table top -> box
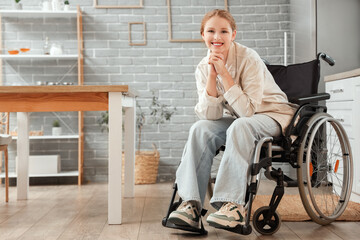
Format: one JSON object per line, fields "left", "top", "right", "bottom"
{"left": 0, "top": 85, "right": 137, "bottom": 96}
{"left": 0, "top": 85, "right": 137, "bottom": 112}
{"left": 324, "top": 68, "right": 360, "bottom": 82}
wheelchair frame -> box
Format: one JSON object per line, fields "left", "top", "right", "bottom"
{"left": 162, "top": 53, "right": 353, "bottom": 235}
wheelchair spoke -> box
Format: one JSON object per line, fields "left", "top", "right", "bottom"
{"left": 268, "top": 220, "right": 278, "bottom": 228}
{"left": 258, "top": 219, "right": 266, "bottom": 229}
{"left": 298, "top": 115, "right": 352, "bottom": 222}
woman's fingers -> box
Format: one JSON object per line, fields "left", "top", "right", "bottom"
{"left": 209, "top": 58, "right": 227, "bottom": 76}
{"left": 208, "top": 56, "right": 222, "bottom": 64}
{"left": 210, "top": 52, "right": 225, "bottom": 61}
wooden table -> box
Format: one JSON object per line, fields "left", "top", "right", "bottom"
{"left": 0, "top": 85, "right": 137, "bottom": 224}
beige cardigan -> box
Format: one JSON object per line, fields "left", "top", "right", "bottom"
{"left": 194, "top": 42, "right": 297, "bottom": 134}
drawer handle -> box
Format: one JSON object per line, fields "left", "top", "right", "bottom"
{"left": 335, "top": 118, "right": 345, "bottom": 122}
{"left": 330, "top": 89, "right": 344, "bottom": 93}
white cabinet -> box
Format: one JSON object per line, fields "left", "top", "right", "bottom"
{"left": 0, "top": 7, "right": 84, "bottom": 184}
{"left": 325, "top": 70, "right": 360, "bottom": 201}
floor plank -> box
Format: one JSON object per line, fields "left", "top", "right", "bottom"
{"left": 56, "top": 185, "right": 107, "bottom": 240}
{"left": 0, "top": 182, "right": 360, "bottom": 239}
{"left": 0, "top": 186, "right": 68, "bottom": 239}
{"left": 17, "top": 185, "right": 96, "bottom": 240}
{"left": 285, "top": 222, "right": 342, "bottom": 240}
{"left": 98, "top": 197, "right": 145, "bottom": 240}
{"left": 325, "top": 222, "right": 360, "bottom": 240}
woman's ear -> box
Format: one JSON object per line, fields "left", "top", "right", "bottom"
{"left": 231, "top": 30, "right": 237, "bottom": 41}
{"left": 201, "top": 32, "right": 205, "bottom": 41}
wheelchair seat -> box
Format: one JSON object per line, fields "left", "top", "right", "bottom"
{"left": 162, "top": 53, "right": 353, "bottom": 235}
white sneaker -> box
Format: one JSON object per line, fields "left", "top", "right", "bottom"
{"left": 207, "top": 202, "right": 246, "bottom": 228}
{"left": 168, "top": 201, "right": 200, "bottom": 229}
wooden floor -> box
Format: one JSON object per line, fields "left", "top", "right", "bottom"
{"left": 0, "top": 181, "right": 359, "bottom": 240}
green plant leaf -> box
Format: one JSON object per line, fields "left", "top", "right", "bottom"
{"left": 97, "top": 91, "right": 176, "bottom": 152}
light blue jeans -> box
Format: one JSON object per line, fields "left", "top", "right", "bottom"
{"left": 176, "top": 114, "right": 281, "bottom": 210}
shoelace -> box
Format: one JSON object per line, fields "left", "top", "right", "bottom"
{"left": 178, "top": 201, "right": 193, "bottom": 211}
{"left": 177, "top": 201, "right": 200, "bottom": 219}
{"left": 219, "top": 202, "right": 239, "bottom": 213}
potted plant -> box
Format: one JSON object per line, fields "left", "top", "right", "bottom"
{"left": 13, "top": 0, "right": 22, "bottom": 10}
{"left": 52, "top": 120, "right": 62, "bottom": 136}
{"left": 64, "top": 0, "right": 70, "bottom": 11}
{"left": 98, "top": 91, "right": 176, "bottom": 184}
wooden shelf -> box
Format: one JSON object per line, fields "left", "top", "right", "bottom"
{"left": 11, "top": 135, "right": 79, "bottom": 140}
{"left": 0, "top": 171, "right": 79, "bottom": 178}
{"left": 0, "top": 54, "right": 78, "bottom": 60}
{"left": 0, "top": 6, "right": 84, "bottom": 185}
{"left": 0, "top": 10, "right": 77, "bottom": 18}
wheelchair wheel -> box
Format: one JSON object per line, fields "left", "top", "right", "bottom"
{"left": 252, "top": 206, "right": 281, "bottom": 235}
{"left": 297, "top": 113, "right": 353, "bottom": 225}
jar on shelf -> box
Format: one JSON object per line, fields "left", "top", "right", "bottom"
{"left": 43, "top": 37, "right": 50, "bottom": 55}
{"left": 12, "top": 1, "right": 22, "bottom": 10}
{"left": 50, "top": 43, "right": 63, "bottom": 55}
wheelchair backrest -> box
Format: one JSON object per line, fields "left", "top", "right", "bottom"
{"left": 266, "top": 59, "right": 320, "bottom": 98}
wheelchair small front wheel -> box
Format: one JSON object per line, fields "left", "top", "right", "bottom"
{"left": 252, "top": 206, "right": 281, "bottom": 235}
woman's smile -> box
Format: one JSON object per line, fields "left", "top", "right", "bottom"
{"left": 212, "top": 42, "right": 224, "bottom": 47}
{"left": 202, "top": 16, "right": 236, "bottom": 58}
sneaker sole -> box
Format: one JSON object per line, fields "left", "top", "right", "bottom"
{"left": 207, "top": 215, "right": 244, "bottom": 229}
{"left": 168, "top": 213, "right": 200, "bottom": 229}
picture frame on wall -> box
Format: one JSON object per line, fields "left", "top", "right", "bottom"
{"left": 94, "top": 0, "right": 143, "bottom": 9}
{"left": 167, "top": 0, "right": 229, "bottom": 42}
{"left": 128, "top": 22, "right": 147, "bottom": 46}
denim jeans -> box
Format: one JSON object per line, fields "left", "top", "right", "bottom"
{"left": 175, "top": 114, "right": 281, "bottom": 210}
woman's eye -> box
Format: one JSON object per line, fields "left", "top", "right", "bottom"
{"left": 222, "top": 31, "right": 228, "bottom": 34}
{"left": 208, "top": 30, "right": 214, "bottom": 33}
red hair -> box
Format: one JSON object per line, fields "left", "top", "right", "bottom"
{"left": 200, "top": 9, "right": 237, "bottom": 34}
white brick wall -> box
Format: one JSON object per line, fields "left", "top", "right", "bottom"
{"left": 1, "top": 0, "right": 290, "bottom": 182}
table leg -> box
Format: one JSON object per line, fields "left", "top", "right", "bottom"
{"left": 124, "top": 97, "right": 135, "bottom": 198}
{"left": 17, "top": 112, "right": 29, "bottom": 200}
{"left": 108, "top": 92, "right": 123, "bottom": 224}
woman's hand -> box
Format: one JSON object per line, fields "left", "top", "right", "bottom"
{"left": 208, "top": 61, "right": 217, "bottom": 79}
{"left": 208, "top": 52, "right": 227, "bottom": 76}
{"left": 208, "top": 51, "right": 234, "bottom": 91}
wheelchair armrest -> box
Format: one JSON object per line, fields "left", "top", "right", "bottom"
{"left": 288, "top": 93, "right": 330, "bottom": 105}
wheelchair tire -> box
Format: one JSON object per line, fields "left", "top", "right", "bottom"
{"left": 252, "top": 206, "right": 281, "bottom": 235}
{"left": 297, "top": 113, "right": 353, "bottom": 225}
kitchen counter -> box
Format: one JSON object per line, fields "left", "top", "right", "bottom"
{"left": 324, "top": 68, "right": 360, "bottom": 82}
{"left": 325, "top": 71, "right": 360, "bottom": 202}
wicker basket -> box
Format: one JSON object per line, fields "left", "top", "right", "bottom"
{"left": 122, "top": 150, "right": 160, "bottom": 184}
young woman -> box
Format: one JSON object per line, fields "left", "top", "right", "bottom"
{"left": 168, "top": 9, "right": 296, "bottom": 230}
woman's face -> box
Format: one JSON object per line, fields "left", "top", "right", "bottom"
{"left": 201, "top": 16, "right": 236, "bottom": 55}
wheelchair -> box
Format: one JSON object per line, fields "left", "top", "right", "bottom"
{"left": 162, "top": 53, "right": 353, "bottom": 236}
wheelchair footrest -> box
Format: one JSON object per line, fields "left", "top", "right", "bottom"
{"left": 162, "top": 217, "right": 208, "bottom": 235}
{"left": 208, "top": 222, "right": 252, "bottom": 235}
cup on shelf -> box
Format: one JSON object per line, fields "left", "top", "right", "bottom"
{"left": 46, "top": 82, "right": 60, "bottom": 85}
{"left": 50, "top": 43, "right": 63, "bottom": 55}
{"left": 40, "top": 0, "right": 52, "bottom": 11}
{"left": 62, "top": 82, "right": 74, "bottom": 85}
{"left": 12, "top": 2, "right": 22, "bottom": 10}
{"left": 51, "top": 0, "right": 63, "bottom": 11}
{"left": 36, "top": 81, "right": 46, "bottom": 86}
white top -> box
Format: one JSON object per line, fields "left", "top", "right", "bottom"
{"left": 194, "top": 42, "right": 296, "bottom": 133}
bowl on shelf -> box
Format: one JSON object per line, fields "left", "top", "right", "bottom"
{"left": 20, "top": 47, "right": 31, "bottom": 53}
{"left": 8, "top": 49, "right": 19, "bottom": 55}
